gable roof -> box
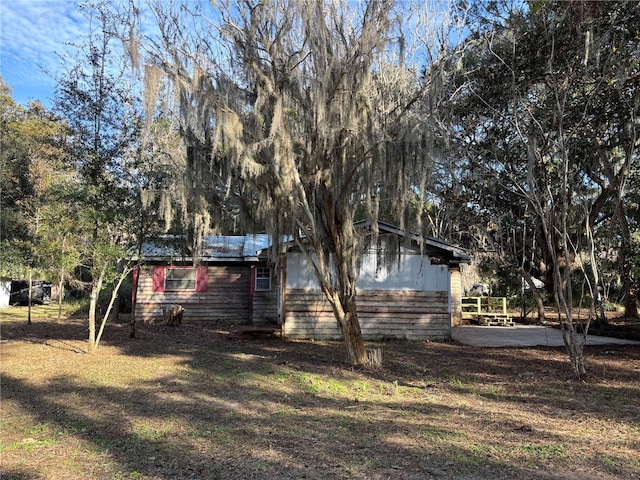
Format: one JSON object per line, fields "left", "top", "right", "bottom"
{"left": 356, "top": 220, "right": 471, "bottom": 263}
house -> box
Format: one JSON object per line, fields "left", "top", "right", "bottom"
{"left": 134, "top": 222, "right": 470, "bottom": 341}
{"left": 133, "top": 235, "right": 277, "bottom": 325}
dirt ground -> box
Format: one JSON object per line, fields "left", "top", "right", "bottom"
{"left": 580, "top": 317, "right": 640, "bottom": 342}
{"left": 519, "top": 306, "right": 640, "bottom": 340}
{"left": 1, "top": 313, "right": 639, "bottom": 480}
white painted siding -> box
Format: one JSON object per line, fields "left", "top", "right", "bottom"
{"left": 286, "top": 249, "right": 449, "bottom": 292}
{"left": 357, "top": 250, "right": 449, "bottom": 291}
{"left": 283, "top": 241, "right": 459, "bottom": 341}
{"left": 286, "top": 252, "right": 318, "bottom": 289}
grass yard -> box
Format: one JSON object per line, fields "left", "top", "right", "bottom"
{"left": 1, "top": 306, "right": 639, "bottom": 479}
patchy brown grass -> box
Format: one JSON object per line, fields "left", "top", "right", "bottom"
{"left": 1, "top": 307, "right": 639, "bottom": 480}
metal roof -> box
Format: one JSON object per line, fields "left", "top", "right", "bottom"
{"left": 140, "top": 234, "right": 273, "bottom": 262}
{"left": 139, "top": 222, "right": 469, "bottom": 264}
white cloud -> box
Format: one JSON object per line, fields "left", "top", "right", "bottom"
{"left": 0, "top": 0, "right": 90, "bottom": 104}
{"left": 1, "top": 0, "right": 206, "bottom": 106}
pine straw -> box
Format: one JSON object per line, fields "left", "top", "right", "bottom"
{"left": 1, "top": 315, "right": 639, "bottom": 480}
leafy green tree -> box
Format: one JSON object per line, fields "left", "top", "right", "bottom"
{"left": 1, "top": 79, "right": 36, "bottom": 279}
{"left": 54, "top": 1, "right": 141, "bottom": 352}
{"left": 0, "top": 79, "right": 70, "bottom": 322}
{"left": 623, "top": 161, "right": 640, "bottom": 312}
{"left": 37, "top": 196, "right": 83, "bottom": 322}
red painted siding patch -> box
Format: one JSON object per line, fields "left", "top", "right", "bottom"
{"left": 152, "top": 266, "right": 165, "bottom": 292}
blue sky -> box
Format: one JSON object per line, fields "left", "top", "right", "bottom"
{"left": 0, "top": 0, "right": 90, "bottom": 106}
{"left": 1, "top": 1, "right": 459, "bottom": 108}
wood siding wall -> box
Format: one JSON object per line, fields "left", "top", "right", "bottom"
{"left": 252, "top": 289, "right": 279, "bottom": 324}
{"left": 450, "top": 266, "right": 463, "bottom": 326}
{"left": 283, "top": 289, "right": 450, "bottom": 340}
{"left": 135, "top": 264, "right": 251, "bottom": 323}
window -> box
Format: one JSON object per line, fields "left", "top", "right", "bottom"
{"left": 151, "top": 266, "right": 207, "bottom": 293}
{"left": 165, "top": 268, "right": 197, "bottom": 291}
{"left": 255, "top": 267, "right": 271, "bottom": 291}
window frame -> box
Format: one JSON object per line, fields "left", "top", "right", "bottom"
{"left": 164, "top": 267, "right": 197, "bottom": 291}
{"left": 254, "top": 267, "right": 272, "bottom": 291}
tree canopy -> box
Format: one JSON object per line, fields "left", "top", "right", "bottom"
{"left": 0, "top": 78, "right": 70, "bottom": 279}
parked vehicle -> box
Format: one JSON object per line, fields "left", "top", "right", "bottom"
{"left": 9, "top": 280, "right": 52, "bottom": 305}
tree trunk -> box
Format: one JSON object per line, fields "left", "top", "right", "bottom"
{"left": 129, "top": 263, "right": 140, "bottom": 339}
{"left": 300, "top": 237, "right": 369, "bottom": 366}
{"left": 88, "top": 264, "right": 107, "bottom": 354}
{"left": 555, "top": 280, "right": 588, "bottom": 379}
{"left": 56, "top": 271, "right": 64, "bottom": 323}
{"left": 88, "top": 288, "right": 98, "bottom": 354}
{"left": 109, "top": 259, "right": 123, "bottom": 323}
{"left": 622, "top": 251, "right": 638, "bottom": 318}
{"left": 623, "top": 287, "right": 638, "bottom": 318}
{"left": 95, "top": 267, "right": 130, "bottom": 351}
{"left": 561, "top": 322, "right": 587, "bottom": 378}
{"left": 518, "top": 268, "right": 546, "bottom": 323}
{"left": 322, "top": 280, "right": 368, "bottom": 366}
{"left": 616, "top": 205, "right": 639, "bottom": 318}
{"left": 27, "top": 268, "right": 33, "bottom": 324}
{"left": 585, "top": 214, "right": 606, "bottom": 324}
{"left": 335, "top": 295, "right": 368, "bottom": 366}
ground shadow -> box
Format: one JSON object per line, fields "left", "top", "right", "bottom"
{"left": 2, "top": 320, "right": 638, "bottom": 479}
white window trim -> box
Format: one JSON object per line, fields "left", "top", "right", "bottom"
{"left": 255, "top": 267, "right": 271, "bottom": 291}
{"left": 165, "top": 267, "right": 197, "bottom": 291}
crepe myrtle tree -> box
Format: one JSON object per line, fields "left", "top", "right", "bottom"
{"left": 453, "top": 0, "right": 640, "bottom": 376}
{"left": 132, "top": 0, "right": 465, "bottom": 365}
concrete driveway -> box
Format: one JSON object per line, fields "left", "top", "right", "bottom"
{"left": 452, "top": 325, "right": 640, "bottom": 347}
